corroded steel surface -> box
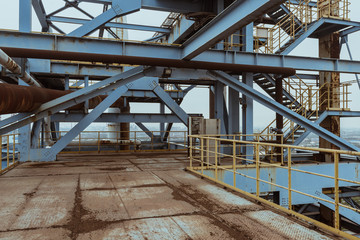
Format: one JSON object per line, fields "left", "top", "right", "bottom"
{"left": 0, "top": 84, "right": 124, "bottom": 114}
{"left": 0, "top": 152, "right": 338, "bottom": 239}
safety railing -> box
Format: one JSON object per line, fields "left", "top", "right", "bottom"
{"left": 317, "top": 0, "right": 350, "bottom": 20}
{"left": 188, "top": 135, "right": 360, "bottom": 239}
{"left": 1, "top": 134, "right": 19, "bottom": 174}
{"left": 260, "top": 81, "right": 351, "bottom": 144}
{"left": 41, "top": 130, "right": 187, "bottom": 153}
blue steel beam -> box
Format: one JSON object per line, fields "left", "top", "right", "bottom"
{"left": 135, "top": 122, "right": 154, "bottom": 139}
{"left": 279, "top": 19, "right": 324, "bottom": 55}
{"left": 181, "top": 0, "right": 286, "bottom": 60}
{"left": 32, "top": 0, "right": 49, "bottom": 32}
{"left": 49, "top": 16, "right": 171, "bottom": 34}
{"left": 339, "top": 26, "right": 360, "bottom": 37}
{"left": 289, "top": 111, "right": 329, "bottom": 147}
{"left": 327, "top": 111, "right": 360, "bottom": 117}
{"left": 78, "top": 0, "right": 204, "bottom": 13}
{"left": 42, "top": 85, "right": 130, "bottom": 161}
{"left": 51, "top": 113, "right": 181, "bottom": 123}
{"left": 0, "top": 67, "right": 150, "bottom": 135}
{"left": 150, "top": 80, "right": 188, "bottom": 125}
{"left": 67, "top": 1, "right": 141, "bottom": 37}
{"left": 3, "top": 31, "right": 360, "bottom": 73}
{"left": 19, "top": 0, "right": 32, "bottom": 32}
{"left": 208, "top": 70, "right": 360, "bottom": 152}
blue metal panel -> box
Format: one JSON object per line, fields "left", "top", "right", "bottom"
{"left": 181, "top": 0, "right": 285, "bottom": 60}
{"left": 209, "top": 70, "right": 360, "bottom": 152}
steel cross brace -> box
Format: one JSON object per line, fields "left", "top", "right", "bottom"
{"left": 149, "top": 80, "right": 189, "bottom": 125}
{"left": 42, "top": 84, "right": 132, "bottom": 161}
{"left": 208, "top": 70, "right": 360, "bottom": 152}
{"left": 135, "top": 122, "right": 154, "bottom": 139}
{"left": 67, "top": 0, "right": 141, "bottom": 37}
{"left": 0, "top": 66, "right": 150, "bottom": 135}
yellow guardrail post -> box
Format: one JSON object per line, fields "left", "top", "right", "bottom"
{"left": 201, "top": 138, "right": 204, "bottom": 175}
{"left": 334, "top": 152, "right": 340, "bottom": 229}
{"left": 7, "top": 135, "right": 10, "bottom": 168}
{"left": 189, "top": 136, "right": 193, "bottom": 169}
{"left": 215, "top": 139, "right": 218, "bottom": 181}
{"left": 255, "top": 143, "right": 260, "bottom": 197}
{"left": 233, "top": 140, "right": 236, "bottom": 187}
{"left": 288, "top": 147, "right": 292, "bottom": 211}
{"left": 12, "top": 134, "right": 15, "bottom": 164}
{"left": 78, "top": 133, "right": 81, "bottom": 153}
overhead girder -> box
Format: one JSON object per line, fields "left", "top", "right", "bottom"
{"left": 77, "top": 0, "right": 208, "bottom": 13}
{"left": 2, "top": 31, "right": 360, "bottom": 74}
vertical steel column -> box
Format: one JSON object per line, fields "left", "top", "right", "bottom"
{"left": 319, "top": 32, "right": 341, "bottom": 162}
{"left": 160, "top": 101, "right": 165, "bottom": 138}
{"left": 84, "top": 76, "right": 89, "bottom": 113}
{"left": 242, "top": 23, "right": 254, "bottom": 162}
{"left": 64, "top": 75, "right": 70, "bottom": 90}
{"left": 215, "top": 81, "right": 226, "bottom": 134}
{"left": 19, "top": 0, "right": 32, "bottom": 32}
{"left": 18, "top": 80, "right": 31, "bottom": 162}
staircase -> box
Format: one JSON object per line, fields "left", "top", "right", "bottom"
{"left": 257, "top": 0, "right": 318, "bottom": 54}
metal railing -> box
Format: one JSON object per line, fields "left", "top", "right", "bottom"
{"left": 317, "top": 0, "right": 350, "bottom": 20}
{"left": 260, "top": 81, "right": 351, "bottom": 144}
{"left": 41, "top": 130, "right": 187, "bottom": 153}
{"left": 1, "top": 134, "right": 19, "bottom": 174}
{"left": 188, "top": 135, "right": 360, "bottom": 239}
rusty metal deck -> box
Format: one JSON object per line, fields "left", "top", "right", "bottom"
{"left": 0, "top": 152, "right": 340, "bottom": 239}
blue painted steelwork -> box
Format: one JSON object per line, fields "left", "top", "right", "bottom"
{"left": 208, "top": 70, "right": 360, "bottom": 152}
{"left": 19, "top": 0, "right": 32, "bottom": 33}
{"left": 51, "top": 113, "right": 181, "bottom": 123}
{"left": 31, "top": 0, "right": 49, "bottom": 32}
{"left": 182, "top": 0, "right": 285, "bottom": 60}
{"left": 151, "top": 80, "right": 189, "bottom": 125}
{"left": 3, "top": 30, "right": 360, "bottom": 73}
{"left": 49, "top": 16, "right": 171, "bottom": 34}
{"left": 0, "top": 67, "right": 151, "bottom": 135}
{"left": 42, "top": 84, "right": 131, "bottom": 161}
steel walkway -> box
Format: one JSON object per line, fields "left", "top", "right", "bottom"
{"left": 0, "top": 152, "right": 339, "bottom": 239}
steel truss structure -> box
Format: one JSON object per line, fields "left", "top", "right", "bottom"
{"left": 1, "top": 0, "right": 360, "bottom": 236}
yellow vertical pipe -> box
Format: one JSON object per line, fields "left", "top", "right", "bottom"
{"left": 334, "top": 153, "right": 340, "bottom": 229}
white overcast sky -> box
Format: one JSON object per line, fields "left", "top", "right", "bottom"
{"left": 0, "top": 1, "right": 359, "bottom": 130}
